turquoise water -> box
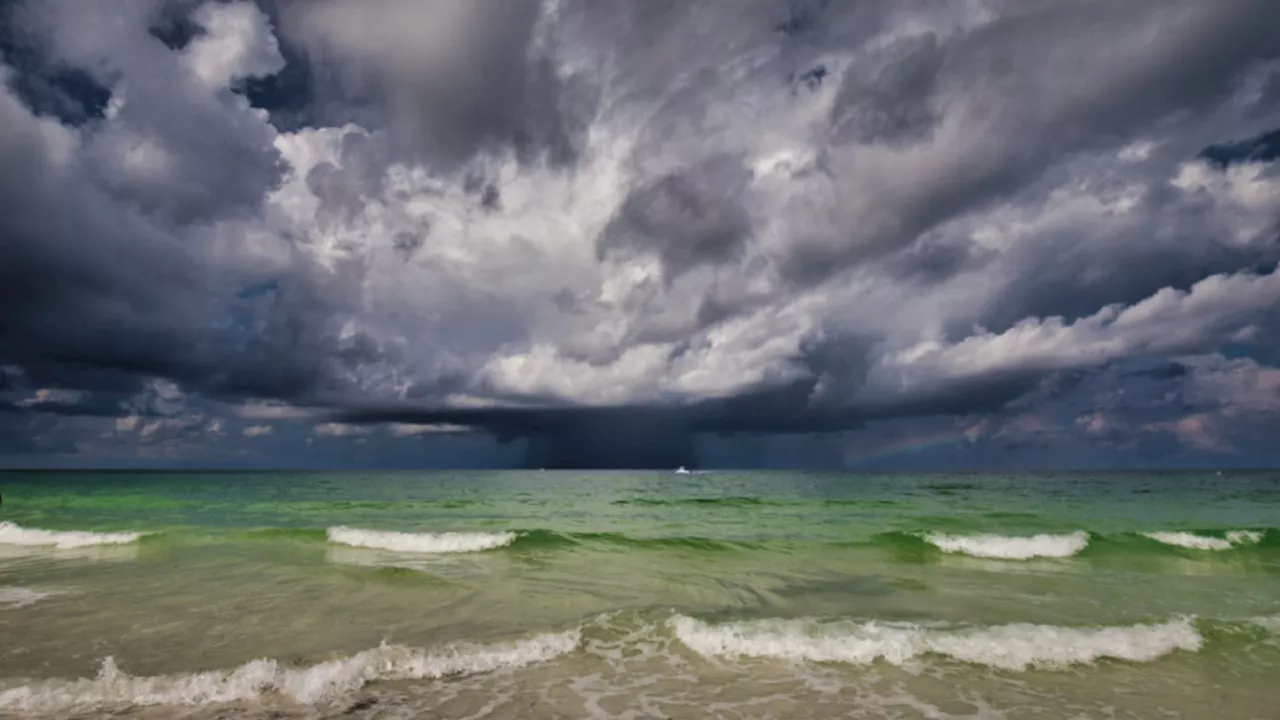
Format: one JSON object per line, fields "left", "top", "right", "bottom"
{"left": 0, "top": 470, "right": 1277, "bottom": 719}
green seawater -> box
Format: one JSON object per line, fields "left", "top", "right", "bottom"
{"left": 0, "top": 470, "right": 1277, "bottom": 719}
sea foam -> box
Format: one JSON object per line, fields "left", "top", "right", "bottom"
{"left": 922, "top": 531, "right": 1089, "bottom": 559}
{"left": 0, "top": 586, "right": 51, "bottom": 609}
{"left": 0, "top": 522, "right": 146, "bottom": 550}
{"left": 670, "top": 615, "right": 1201, "bottom": 671}
{"left": 326, "top": 526, "right": 517, "bottom": 554}
{"left": 1140, "top": 530, "right": 1264, "bottom": 551}
{"left": 0, "top": 630, "right": 580, "bottom": 713}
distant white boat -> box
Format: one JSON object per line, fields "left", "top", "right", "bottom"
{"left": 674, "top": 466, "right": 691, "bottom": 475}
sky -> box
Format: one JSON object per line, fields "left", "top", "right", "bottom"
{"left": 1, "top": 0, "right": 1279, "bottom": 470}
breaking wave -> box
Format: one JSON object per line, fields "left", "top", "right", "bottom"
{"left": 670, "top": 615, "right": 1203, "bottom": 671}
{"left": 0, "top": 631, "right": 580, "bottom": 713}
{"left": 325, "top": 527, "right": 517, "bottom": 554}
{"left": 1, "top": 611, "right": 1274, "bottom": 712}
{"left": 323, "top": 527, "right": 750, "bottom": 554}
{"left": 1140, "top": 530, "right": 1264, "bottom": 551}
{"left": 0, "top": 522, "right": 148, "bottom": 550}
{"left": 230, "top": 526, "right": 1276, "bottom": 559}
{"left": 921, "top": 531, "right": 1091, "bottom": 560}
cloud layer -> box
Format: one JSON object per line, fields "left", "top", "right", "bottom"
{"left": 2, "top": 0, "right": 1279, "bottom": 467}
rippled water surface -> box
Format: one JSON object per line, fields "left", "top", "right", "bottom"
{"left": 0, "top": 470, "right": 1277, "bottom": 718}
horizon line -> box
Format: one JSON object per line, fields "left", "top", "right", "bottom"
{"left": 1, "top": 466, "right": 1274, "bottom": 474}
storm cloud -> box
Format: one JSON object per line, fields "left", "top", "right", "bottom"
{"left": 2, "top": 0, "right": 1280, "bottom": 468}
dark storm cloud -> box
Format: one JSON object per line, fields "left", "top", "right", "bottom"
{"left": 3, "top": 0, "right": 1280, "bottom": 468}
{"left": 14, "top": 0, "right": 289, "bottom": 224}
{"left": 884, "top": 238, "right": 993, "bottom": 284}
{"left": 0, "top": 399, "right": 104, "bottom": 419}
{"left": 598, "top": 156, "right": 754, "bottom": 279}
{"left": 978, "top": 212, "right": 1280, "bottom": 334}
{"left": 0, "top": 92, "right": 205, "bottom": 375}
{"left": 0, "top": 414, "right": 77, "bottom": 456}
{"left": 270, "top": 0, "right": 591, "bottom": 168}
{"left": 0, "top": 1, "right": 110, "bottom": 126}
{"left": 328, "top": 368, "right": 1046, "bottom": 468}
{"left": 1125, "top": 362, "right": 1190, "bottom": 382}
{"left": 147, "top": 0, "right": 206, "bottom": 51}
{"left": 830, "top": 32, "right": 944, "bottom": 146}
{"left": 0, "top": 1, "right": 376, "bottom": 417}
{"left": 780, "top": 0, "right": 1280, "bottom": 285}
{"left": 327, "top": 380, "right": 817, "bottom": 468}
{"left": 979, "top": 355, "right": 1280, "bottom": 465}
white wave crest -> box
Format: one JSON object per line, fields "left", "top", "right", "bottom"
{"left": 0, "top": 630, "right": 579, "bottom": 713}
{"left": 0, "top": 522, "right": 147, "bottom": 550}
{"left": 1141, "top": 530, "right": 1263, "bottom": 551}
{"left": 0, "top": 586, "right": 52, "bottom": 609}
{"left": 670, "top": 615, "right": 1201, "bottom": 671}
{"left": 326, "top": 526, "right": 517, "bottom": 554}
{"left": 922, "top": 531, "right": 1089, "bottom": 559}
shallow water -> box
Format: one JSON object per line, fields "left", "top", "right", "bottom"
{"left": 0, "top": 470, "right": 1277, "bottom": 718}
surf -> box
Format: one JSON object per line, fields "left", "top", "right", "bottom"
{"left": 246, "top": 526, "right": 1280, "bottom": 559}
{"left": 325, "top": 527, "right": 517, "bottom": 554}
{"left": 1, "top": 605, "right": 1275, "bottom": 713}
{"left": 919, "top": 531, "right": 1091, "bottom": 560}
{"left": 669, "top": 614, "right": 1204, "bottom": 670}
{"left": 0, "top": 630, "right": 581, "bottom": 713}
{"left": 0, "top": 522, "right": 148, "bottom": 550}
{"left": 324, "top": 527, "right": 750, "bottom": 554}
{"left": 866, "top": 528, "right": 1276, "bottom": 560}
{"left": 1139, "top": 530, "right": 1265, "bottom": 551}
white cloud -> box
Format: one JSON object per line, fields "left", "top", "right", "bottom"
{"left": 861, "top": 265, "right": 1280, "bottom": 405}
{"left": 242, "top": 425, "right": 273, "bottom": 437}
{"left": 184, "top": 2, "right": 284, "bottom": 91}
{"left": 234, "top": 402, "right": 319, "bottom": 421}
{"left": 388, "top": 423, "right": 472, "bottom": 437}
{"left": 313, "top": 422, "right": 372, "bottom": 437}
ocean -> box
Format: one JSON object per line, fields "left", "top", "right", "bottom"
{"left": 0, "top": 470, "right": 1276, "bottom": 719}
